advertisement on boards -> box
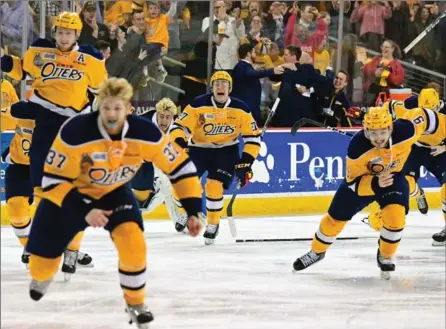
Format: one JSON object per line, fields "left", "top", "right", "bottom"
{"left": 0, "top": 129, "right": 441, "bottom": 202}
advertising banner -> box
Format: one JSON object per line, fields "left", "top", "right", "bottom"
{"left": 0, "top": 129, "right": 440, "bottom": 202}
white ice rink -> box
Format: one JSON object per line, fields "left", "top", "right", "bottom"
{"left": 1, "top": 211, "right": 445, "bottom": 329}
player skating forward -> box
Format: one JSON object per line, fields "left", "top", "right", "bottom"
{"left": 26, "top": 78, "right": 202, "bottom": 328}
{"left": 365, "top": 89, "right": 446, "bottom": 246}
{"left": 1, "top": 11, "right": 106, "bottom": 275}
{"left": 131, "top": 98, "right": 188, "bottom": 227}
{"left": 171, "top": 71, "right": 261, "bottom": 244}
{"left": 293, "top": 105, "right": 444, "bottom": 279}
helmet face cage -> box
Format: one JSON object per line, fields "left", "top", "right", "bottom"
{"left": 210, "top": 71, "right": 232, "bottom": 93}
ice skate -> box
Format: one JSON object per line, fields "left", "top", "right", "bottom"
{"left": 203, "top": 224, "right": 219, "bottom": 245}
{"left": 61, "top": 250, "right": 78, "bottom": 282}
{"left": 29, "top": 278, "right": 52, "bottom": 301}
{"left": 77, "top": 251, "right": 93, "bottom": 267}
{"left": 416, "top": 188, "right": 428, "bottom": 215}
{"left": 125, "top": 304, "right": 154, "bottom": 329}
{"left": 21, "top": 249, "right": 30, "bottom": 269}
{"left": 432, "top": 226, "right": 446, "bottom": 246}
{"left": 293, "top": 250, "right": 325, "bottom": 271}
{"left": 376, "top": 249, "right": 395, "bottom": 280}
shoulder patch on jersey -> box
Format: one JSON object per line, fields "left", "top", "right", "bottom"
{"left": 60, "top": 113, "right": 103, "bottom": 146}
{"left": 347, "top": 130, "right": 374, "bottom": 160}
{"left": 78, "top": 44, "right": 104, "bottom": 61}
{"left": 391, "top": 119, "right": 415, "bottom": 144}
{"left": 31, "top": 38, "right": 56, "bottom": 49}
{"left": 228, "top": 97, "right": 250, "bottom": 113}
{"left": 126, "top": 115, "right": 163, "bottom": 143}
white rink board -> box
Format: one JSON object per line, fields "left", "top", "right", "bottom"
{"left": 1, "top": 211, "right": 445, "bottom": 329}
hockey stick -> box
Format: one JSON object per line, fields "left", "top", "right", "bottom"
{"left": 404, "top": 10, "right": 446, "bottom": 54}
{"left": 236, "top": 236, "right": 365, "bottom": 243}
{"left": 226, "top": 98, "right": 281, "bottom": 237}
{"left": 290, "top": 118, "right": 355, "bottom": 137}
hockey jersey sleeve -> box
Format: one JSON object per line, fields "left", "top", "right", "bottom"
{"left": 345, "top": 144, "right": 375, "bottom": 196}
{"left": 403, "top": 107, "right": 440, "bottom": 140}
{"left": 170, "top": 105, "right": 198, "bottom": 148}
{"left": 240, "top": 111, "right": 261, "bottom": 163}
{"left": 86, "top": 52, "right": 107, "bottom": 95}
{"left": 140, "top": 133, "right": 203, "bottom": 217}
{"left": 1, "top": 54, "right": 26, "bottom": 81}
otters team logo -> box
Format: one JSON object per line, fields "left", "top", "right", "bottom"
{"left": 40, "top": 62, "right": 84, "bottom": 82}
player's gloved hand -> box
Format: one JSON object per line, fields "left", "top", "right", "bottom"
{"left": 346, "top": 106, "right": 360, "bottom": 118}
{"left": 235, "top": 161, "right": 253, "bottom": 187}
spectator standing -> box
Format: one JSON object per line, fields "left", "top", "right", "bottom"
{"left": 264, "top": 2, "right": 286, "bottom": 49}
{"left": 385, "top": 1, "right": 410, "bottom": 51}
{"left": 408, "top": 6, "right": 436, "bottom": 69}
{"left": 350, "top": 0, "right": 392, "bottom": 52}
{"left": 0, "top": 1, "right": 35, "bottom": 56}
{"left": 78, "top": 1, "right": 116, "bottom": 47}
{"left": 362, "top": 40, "right": 405, "bottom": 106}
{"left": 30, "top": 1, "right": 62, "bottom": 39}
{"left": 231, "top": 43, "right": 285, "bottom": 123}
{"left": 271, "top": 46, "right": 330, "bottom": 127}
{"left": 103, "top": 0, "right": 133, "bottom": 26}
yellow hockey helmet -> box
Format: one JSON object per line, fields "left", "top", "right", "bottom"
{"left": 53, "top": 12, "right": 83, "bottom": 32}
{"left": 210, "top": 71, "right": 232, "bottom": 88}
{"left": 363, "top": 106, "right": 392, "bottom": 130}
{"left": 418, "top": 88, "right": 440, "bottom": 111}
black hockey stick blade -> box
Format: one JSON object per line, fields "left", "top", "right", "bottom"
{"left": 236, "top": 237, "right": 361, "bottom": 243}
{"left": 290, "top": 119, "right": 307, "bottom": 136}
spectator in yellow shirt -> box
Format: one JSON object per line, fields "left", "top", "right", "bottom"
{"left": 103, "top": 1, "right": 133, "bottom": 26}
{"left": 313, "top": 36, "right": 330, "bottom": 75}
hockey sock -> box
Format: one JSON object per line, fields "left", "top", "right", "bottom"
{"left": 67, "top": 231, "right": 84, "bottom": 252}
{"left": 406, "top": 175, "right": 421, "bottom": 198}
{"left": 29, "top": 254, "right": 62, "bottom": 281}
{"left": 133, "top": 189, "right": 152, "bottom": 203}
{"left": 111, "top": 222, "right": 146, "bottom": 306}
{"left": 441, "top": 183, "right": 446, "bottom": 222}
{"left": 379, "top": 204, "right": 405, "bottom": 259}
{"left": 311, "top": 214, "right": 347, "bottom": 254}
{"left": 7, "top": 196, "right": 31, "bottom": 247}
{"left": 205, "top": 179, "right": 224, "bottom": 225}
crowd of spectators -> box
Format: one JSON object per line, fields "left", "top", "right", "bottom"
{"left": 1, "top": 0, "right": 445, "bottom": 128}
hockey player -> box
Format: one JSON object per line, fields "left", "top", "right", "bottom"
{"left": 0, "top": 11, "right": 106, "bottom": 275}
{"left": 170, "top": 71, "right": 261, "bottom": 244}
{"left": 131, "top": 98, "right": 187, "bottom": 226}
{"left": 365, "top": 89, "right": 446, "bottom": 246}
{"left": 26, "top": 78, "right": 202, "bottom": 328}
{"left": 293, "top": 105, "right": 444, "bottom": 279}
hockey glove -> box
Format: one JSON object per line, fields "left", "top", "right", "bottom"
{"left": 235, "top": 153, "right": 254, "bottom": 187}
{"left": 174, "top": 137, "right": 189, "bottom": 153}
{"left": 346, "top": 106, "right": 360, "bottom": 118}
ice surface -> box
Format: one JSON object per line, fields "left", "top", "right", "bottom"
{"left": 1, "top": 211, "right": 445, "bottom": 329}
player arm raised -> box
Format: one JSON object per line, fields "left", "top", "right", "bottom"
{"left": 169, "top": 105, "right": 198, "bottom": 149}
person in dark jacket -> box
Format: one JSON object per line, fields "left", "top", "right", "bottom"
{"left": 78, "top": 1, "right": 116, "bottom": 48}
{"left": 271, "top": 46, "right": 332, "bottom": 127}
{"left": 231, "top": 43, "right": 285, "bottom": 122}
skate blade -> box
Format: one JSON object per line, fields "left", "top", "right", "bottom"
{"left": 204, "top": 238, "right": 215, "bottom": 245}
{"left": 77, "top": 263, "right": 94, "bottom": 268}
{"left": 380, "top": 271, "right": 391, "bottom": 280}
{"left": 432, "top": 241, "right": 446, "bottom": 247}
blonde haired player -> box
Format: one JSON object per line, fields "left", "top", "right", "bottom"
{"left": 26, "top": 78, "right": 202, "bottom": 328}
{"left": 293, "top": 104, "right": 444, "bottom": 279}
{"left": 0, "top": 11, "right": 106, "bottom": 277}
{"left": 365, "top": 88, "right": 446, "bottom": 246}
{"left": 171, "top": 71, "right": 261, "bottom": 245}
{"left": 131, "top": 97, "right": 189, "bottom": 227}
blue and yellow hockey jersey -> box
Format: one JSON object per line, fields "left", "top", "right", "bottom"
{"left": 170, "top": 94, "right": 261, "bottom": 161}
{"left": 1, "top": 39, "right": 107, "bottom": 117}
{"left": 41, "top": 112, "right": 202, "bottom": 216}
{"left": 346, "top": 108, "right": 444, "bottom": 195}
